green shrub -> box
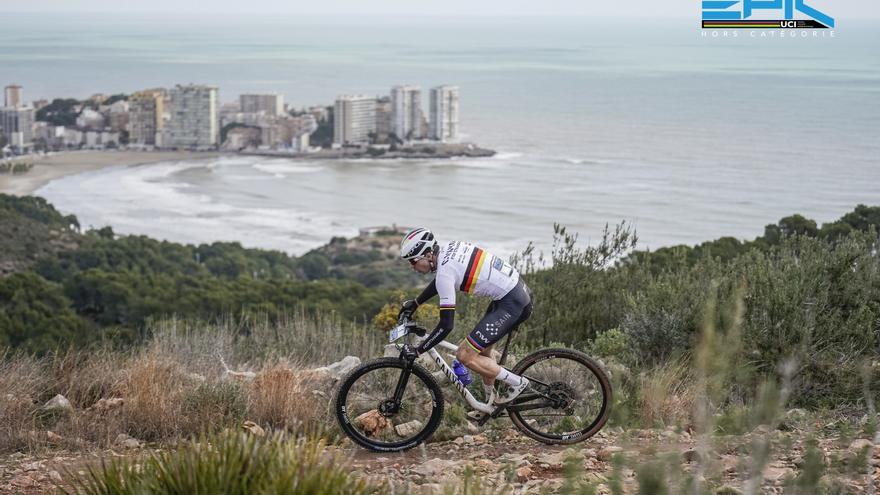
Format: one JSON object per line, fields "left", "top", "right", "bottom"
{"left": 182, "top": 381, "right": 247, "bottom": 428}
{"left": 590, "top": 328, "right": 632, "bottom": 363}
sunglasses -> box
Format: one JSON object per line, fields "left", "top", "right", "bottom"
{"left": 409, "top": 256, "right": 424, "bottom": 266}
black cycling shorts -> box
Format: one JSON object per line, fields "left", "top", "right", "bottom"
{"left": 466, "top": 279, "right": 533, "bottom": 352}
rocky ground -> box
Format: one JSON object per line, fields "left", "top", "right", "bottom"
{"left": 3, "top": 356, "right": 877, "bottom": 493}
{"left": 344, "top": 425, "right": 879, "bottom": 494}
{"left": 2, "top": 424, "right": 877, "bottom": 494}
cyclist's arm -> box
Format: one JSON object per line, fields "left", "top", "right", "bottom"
{"left": 416, "top": 273, "right": 456, "bottom": 354}
{"left": 415, "top": 279, "right": 437, "bottom": 306}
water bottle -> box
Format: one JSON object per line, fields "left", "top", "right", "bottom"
{"left": 451, "top": 359, "right": 472, "bottom": 386}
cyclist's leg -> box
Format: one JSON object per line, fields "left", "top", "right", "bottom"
{"left": 456, "top": 282, "right": 530, "bottom": 386}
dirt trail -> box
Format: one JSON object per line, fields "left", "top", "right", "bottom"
{"left": 2, "top": 427, "right": 877, "bottom": 494}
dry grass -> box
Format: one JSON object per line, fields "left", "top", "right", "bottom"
{"left": 636, "top": 357, "right": 696, "bottom": 428}
{"left": 0, "top": 352, "right": 49, "bottom": 451}
{"left": 247, "top": 365, "right": 330, "bottom": 430}
{"left": 46, "top": 349, "right": 127, "bottom": 410}
{"left": 115, "top": 353, "right": 189, "bottom": 441}
{"left": 0, "top": 312, "right": 376, "bottom": 453}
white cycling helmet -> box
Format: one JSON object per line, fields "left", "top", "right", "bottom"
{"left": 400, "top": 227, "right": 437, "bottom": 260}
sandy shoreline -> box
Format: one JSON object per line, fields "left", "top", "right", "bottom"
{"left": 0, "top": 151, "right": 220, "bottom": 196}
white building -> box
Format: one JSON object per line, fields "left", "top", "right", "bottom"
{"left": 34, "top": 122, "right": 67, "bottom": 149}
{"left": 107, "top": 100, "right": 130, "bottom": 133}
{"left": 76, "top": 109, "right": 106, "bottom": 130}
{"left": 334, "top": 95, "right": 376, "bottom": 145}
{"left": 0, "top": 106, "right": 35, "bottom": 151}
{"left": 429, "top": 85, "right": 459, "bottom": 142}
{"left": 83, "top": 130, "right": 120, "bottom": 149}
{"left": 391, "top": 85, "right": 424, "bottom": 140}
{"left": 240, "top": 93, "right": 284, "bottom": 117}
{"left": 291, "top": 133, "right": 310, "bottom": 153}
{"left": 166, "top": 84, "right": 219, "bottom": 149}
{"left": 63, "top": 128, "right": 84, "bottom": 148}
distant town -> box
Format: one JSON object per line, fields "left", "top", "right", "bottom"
{"left": 0, "top": 83, "right": 494, "bottom": 160}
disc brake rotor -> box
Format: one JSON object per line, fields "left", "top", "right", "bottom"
{"left": 547, "top": 382, "right": 576, "bottom": 410}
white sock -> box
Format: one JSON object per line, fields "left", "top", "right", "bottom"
{"left": 495, "top": 368, "right": 523, "bottom": 387}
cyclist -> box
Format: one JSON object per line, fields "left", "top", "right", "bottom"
{"left": 397, "top": 227, "right": 533, "bottom": 406}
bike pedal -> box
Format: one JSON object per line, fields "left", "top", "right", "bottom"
{"left": 466, "top": 411, "right": 488, "bottom": 422}
{"left": 466, "top": 411, "right": 506, "bottom": 424}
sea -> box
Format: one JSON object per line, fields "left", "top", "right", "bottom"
{"left": 2, "top": 14, "right": 879, "bottom": 257}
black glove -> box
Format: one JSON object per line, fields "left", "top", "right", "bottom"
{"left": 397, "top": 299, "right": 419, "bottom": 322}
{"left": 399, "top": 344, "right": 419, "bottom": 362}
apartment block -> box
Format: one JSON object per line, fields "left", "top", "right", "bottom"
{"left": 166, "top": 84, "right": 219, "bottom": 148}
{"left": 334, "top": 95, "right": 376, "bottom": 145}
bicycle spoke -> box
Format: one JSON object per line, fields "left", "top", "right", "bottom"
{"left": 341, "top": 362, "right": 437, "bottom": 447}
{"left": 509, "top": 349, "right": 611, "bottom": 442}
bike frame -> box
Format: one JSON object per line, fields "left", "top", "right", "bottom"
{"left": 392, "top": 324, "right": 550, "bottom": 416}
{"left": 416, "top": 336, "right": 496, "bottom": 414}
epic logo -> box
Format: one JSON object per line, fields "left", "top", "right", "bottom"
{"left": 702, "top": 0, "right": 835, "bottom": 28}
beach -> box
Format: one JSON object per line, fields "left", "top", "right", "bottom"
{"left": 0, "top": 151, "right": 219, "bottom": 196}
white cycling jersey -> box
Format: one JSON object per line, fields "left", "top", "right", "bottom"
{"left": 435, "top": 241, "right": 520, "bottom": 309}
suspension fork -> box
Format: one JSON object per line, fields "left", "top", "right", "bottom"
{"left": 391, "top": 360, "right": 413, "bottom": 408}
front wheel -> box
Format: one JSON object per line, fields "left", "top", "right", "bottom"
{"left": 335, "top": 358, "right": 444, "bottom": 452}
{"left": 508, "top": 348, "right": 612, "bottom": 445}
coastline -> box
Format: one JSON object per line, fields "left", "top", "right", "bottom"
{"left": 0, "top": 144, "right": 493, "bottom": 197}
{"left": 0, "top": 151, "right": 220, "bottom": 197}
{"left": 240, "top": 143, "right": 496, "bottom": 161}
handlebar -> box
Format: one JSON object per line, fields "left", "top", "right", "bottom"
{"left": 396, "top": 316, "right": 427, "bottom": 337}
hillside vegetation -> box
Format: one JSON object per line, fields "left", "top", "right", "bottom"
{"left": 1, "top": 197, "right": 879, "bottom": 493}
{"left": 1, "top": 195, "right": 878, "bottom": 410}
{"left": 0, "top": 195, "right": 419, "bottom": 352}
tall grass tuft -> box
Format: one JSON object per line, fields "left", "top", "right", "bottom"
{"left": 246, "top": 364, "right": 326, "bottom": 431}
{"left": 45, "top": 348, "right": 126, "bottom": 410}
{"left": 0, "top": 351, "right": 47, "bottom": 451}
{"left": 115, "top": 353, "right": 189, "bottom": 441}
{"left": 64, "top": 430, "right": 381, "bottom": 495}
{"left": 636, "top": 357, "right": 695, "bottom": 428}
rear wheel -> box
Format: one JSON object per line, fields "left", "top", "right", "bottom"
{"left": 335, "top": 358, "right": 444, "bottom": 452}
{"left": 508, "top": 348, "right": 612, "bottom": 444}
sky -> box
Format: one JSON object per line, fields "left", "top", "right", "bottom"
{"left": 3, "top": 0, "right": 876, "bottom": 19}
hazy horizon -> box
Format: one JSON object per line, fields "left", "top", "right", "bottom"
{"left": 3, "top": 0, "right": 871, "bottom": 19}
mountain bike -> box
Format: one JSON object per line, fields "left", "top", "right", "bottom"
{"left": 334, "top": 317, "right": 612, "bottom": 452}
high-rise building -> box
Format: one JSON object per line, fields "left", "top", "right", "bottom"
{"left": 375, "top": 97, "right": 392, "bottom": 143}
{"left": 429, "top": 85, "right": 459, "bottom": 142}
{"left": 0, "top": 106, "right": 35, "bottom": 150}
{"left": 240, "top": 93, "right": 284, "bottom": 117}
{"left": 391, "top": 85, "right": 423, "bottom": 140}
{"left": 4, "top": 85, "right": 22, "bottom": 108}
{"left": 333, "top": 95, "right": 376, "bottom": 145}
{"left": 166, "top": 84, "right": 219, "bottom": 148}
{"left": 129, "top": 90, "right": 165, "bottom": 146}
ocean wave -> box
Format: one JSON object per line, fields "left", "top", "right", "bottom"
{"left": 492, "top": 151, "right": 524, "bottom": 160}
{"left": 560, "top": 157, "right": 614, "bottom": 165}
{"left": 35, "top": 159, "right": 354, "bottom": 255}
{"left": 252, "top": 162, "right": 324, "bottom": 175}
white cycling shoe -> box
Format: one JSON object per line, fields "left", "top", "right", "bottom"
{"left": 493, "top": 377, "right": 530, "bottom": 405}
